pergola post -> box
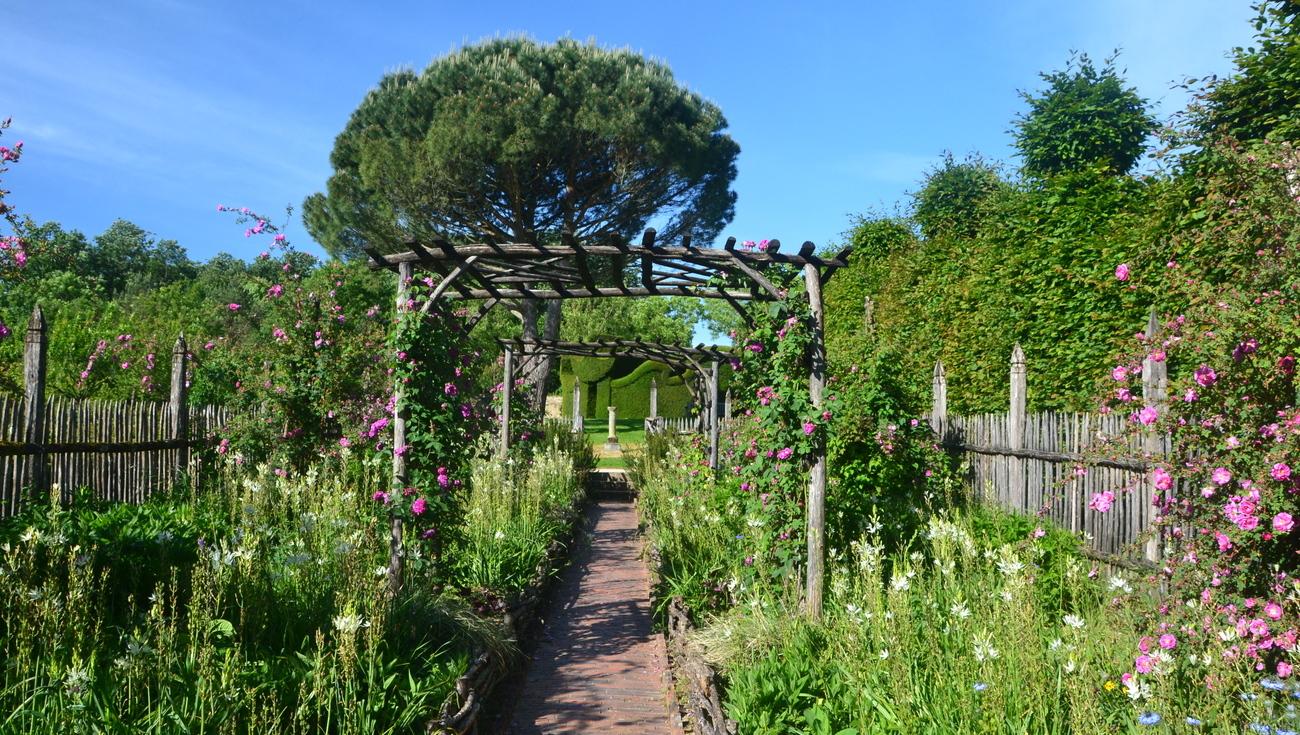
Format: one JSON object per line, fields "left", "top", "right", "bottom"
{"left": 804, "top": 260, "right": 827, "bottom": 621}
{"left": 500, "top": 347, "right": 514, "bottom": 458}
{"left": 708, "top": 360, "right": 720, "bottom": 470}
{"left": 388, "top": 261, "right": 413, "bottom": 597}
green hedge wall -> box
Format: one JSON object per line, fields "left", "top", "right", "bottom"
{"left": 559, "top": 356, "right": 728, "bottom": 419}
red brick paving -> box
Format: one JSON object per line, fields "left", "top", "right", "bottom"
{"left": 505, "top": 498, "right": 681, "bottom": 734}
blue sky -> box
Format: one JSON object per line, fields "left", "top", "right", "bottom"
{"left": 3, "top": 0, "right": 1257, "bottom": 267}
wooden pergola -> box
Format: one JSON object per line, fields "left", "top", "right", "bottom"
{"left": 497, "top": 337, "right": 734, "bottom": 468}
{"left": 367, "top": 230, "right": 849, "bottom": 618}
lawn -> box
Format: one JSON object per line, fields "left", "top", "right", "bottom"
{"left": 579, "top": 418, "right": 647, "bottom": 469}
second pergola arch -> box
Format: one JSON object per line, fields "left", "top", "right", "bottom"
{"left": 496, "top": 338, "right": 733, "bottom": 468}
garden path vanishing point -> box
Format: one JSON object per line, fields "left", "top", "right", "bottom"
{"left": 504, "top": 471, "right": 682, "bottom": 734}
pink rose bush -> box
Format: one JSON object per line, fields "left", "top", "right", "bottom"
{"left": 1099, "top": 140, "right": 1300, "bottom": 696}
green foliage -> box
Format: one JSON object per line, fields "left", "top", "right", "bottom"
{"left": 605, "top": 360, "right": 699, "bottom": 420}
{"left": 559, "top": 357, "right": 699, "bottom": 419}
{"left": 1193, "top": 0, "right": 1300, "bottom": 145}
{"left": 1013, "top": 53, "right": 1156, "bottom": 178}
{"left": 564, "top": 355, "right": 616, "bottom": 384}
{"left": 450, "top": 441, "right": 585, "bottom": 607}
{"left": 559, "top": 297, "right": 700, "bottom": 343}
{"left": 0, "top": 457, "right": 485, "bottom": 733}
{"left": 912, "top": 153, "right": 1006, "bottom": 240}
{"left": 825, "top": 168, "right": 1165, "bottom": 414}
{"left": 305, "top": 37, "right": 739, "bottom": 259}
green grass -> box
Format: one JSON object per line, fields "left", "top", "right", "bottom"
{"left": 581, "top": 418, "right": 647, "bottom": 469}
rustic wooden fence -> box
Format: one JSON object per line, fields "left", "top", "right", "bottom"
{"left": 0, "top": 306, "right": 230, "bottom": 516}
{"left": 930, "top": 314, "right": 1168, "bottom": 562}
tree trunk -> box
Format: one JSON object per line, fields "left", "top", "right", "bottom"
{"left": 531, "top": 301, "right": 562, "bottom": 414}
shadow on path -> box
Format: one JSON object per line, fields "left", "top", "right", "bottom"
{"left": 495, "top": 496, "right": 681, "bottom": 735}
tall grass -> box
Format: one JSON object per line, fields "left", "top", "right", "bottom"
{"left": 635, "top": 438, "right": 1297, "bottom": 734}
{"left": 452, "top": 438, "right": 587, "bottom": 601}
{"left": 0, "top": 454, "right": 500, "bottom": 734}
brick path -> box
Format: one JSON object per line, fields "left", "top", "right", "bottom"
{"left": 505, "top": 497, "right": 681, "bottom": 734}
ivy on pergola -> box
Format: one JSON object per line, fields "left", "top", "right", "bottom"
{"left": 366, "top": 229, "right": 849, "bottom": 618}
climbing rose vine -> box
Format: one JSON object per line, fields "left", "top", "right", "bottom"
{"left": 1097, "top": 139, "right": 1300, "bottom": 690}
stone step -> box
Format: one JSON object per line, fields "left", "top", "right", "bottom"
{"left": 586, "top": 470, "right": 634, "bottom": 501}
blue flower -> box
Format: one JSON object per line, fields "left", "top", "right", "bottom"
{"left": 1263, "top": 677, "right": 1288, "bottom": 692}
{"left": 973, "top": 682, "right": 988, "bottom": 692}
{"left": 1277, "top": 728, "right": 1297, "bottom": 735}
{"left": 1138, "top": 712, "right": 1161, "bottom": 726}
{"left": 1250, "top": 724, "right": 1273, "bottom": 734}
{"left": 1185, "top": 717, "right": 1202, "bottom": 727}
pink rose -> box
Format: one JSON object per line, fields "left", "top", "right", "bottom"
{"left": 1158, "top": 634, "right": 1177, "bottom": 650}
{"left": 1152, "top": 467, "right": 1173, "bottom": 491}
{"left": 1272, "top": 463, "right": 1292, "bottom": 482}
{"left": 1089, "top": 491, "right": 1115, "bottom": 513}
{"left": 1115, "top": 263, "right": 1131, "bottom": 281}
{"left": 1274, "top": 512, "right": 1294, "bottom": 534}
{"left": 1212, "top": 467, "right": 1232, "bottom": 486}
{"left": 1194, "top": 365, "right": 1217, "bottom": 387}
{"left": 1136, "top": 406, "right": 1159, "bottom": 426}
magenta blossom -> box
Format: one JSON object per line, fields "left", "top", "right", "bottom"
{"left": 411, "top": 497, "right": 427, "bottom": 516}
{"left": 1272, "top": 463, "right": 1292, "bottom": 482}
{"left": 228, "top": 303, "right": 241, "bottom": 311}
{"left": 1111, "top": 365, "right": 1129, "bottom": 381}
{"left": 1088, "top": 490, "right": 1115, "bottom": 513}
{"left": 1212, "top": 467, "right": 1232, "bottom": 486}
{"left": 1158, "top": 634, "right": 1177, "bottom": 650}
{"left": 802, "top": 421, "right": 816, "bottom": 435}
{"left": 1274, "top": 512, "right": 1294, "bottom": 534}
{"left": 1115, "top": 263, "right": 1130, "bottom": 281}
{"left": 776, "top": 447, "right": 794, "bottom": 460}
{"left": 1135, "top": 406, "right": 1159, "bottom": 426}
{"left": 1152, "top": 467, "right": 1173, "bottom": 491}
{"left": 1194, "top": 364, "right": 1217, "bottom": 387}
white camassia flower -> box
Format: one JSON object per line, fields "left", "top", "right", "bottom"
{"left": 950, "top": 600, "right": 972, "bottom": 620}
{"left": 1062, "top": 614, "right": 1085, "bottom": 629}
{"left": 333, "top": 614, "right": 368, "bottom": 634}
{"left": 973, "top": 631, "right": 999, "bottom": 662}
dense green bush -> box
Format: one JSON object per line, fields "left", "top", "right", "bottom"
{"left": 559, "top": 356, "right": 701, "bottom": 419}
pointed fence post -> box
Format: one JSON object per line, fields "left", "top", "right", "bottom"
{"left": 23, "top": 305, "right": 48, "bottom": 501}
{"left": 500, "top": 347, "right": 514, "bottom": 458}
{"left": 724, "top": 388, "right": 732, "bottom": 421}
{"left": 863, "top": 295, "right": 875, "bottom": 333}
{"left": 571, "top": 381, "right": 582, "bottom": 433}
{"left": 169, "top": 334, "right": 190, "bottom": 479}
{"left": 708, "top": 360, "right": 720, "bottom": 470}
{"left": 930, "top": 360, "right": 947, "bottom": 438}
{"left": 649, "top": 377, "right": 658, "bottom": 421}
{"left": 804, "top": 257, "right": 827, "bottom": 621}
{"left": 388, "top": 261, "right": 413, "bottom": 597}
{"left": 1142, "top": 308, "right": 1168, "bottom": 562}
{"left": 1009, "top": 344, "right": 1027, "bottom": 511}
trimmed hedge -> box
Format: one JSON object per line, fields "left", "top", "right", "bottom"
{"left": 559, "top": 356, "right": 729, "bottom": 419}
